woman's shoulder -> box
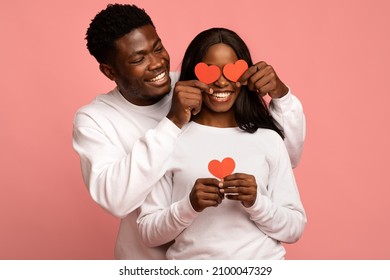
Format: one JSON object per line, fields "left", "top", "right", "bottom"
{"left": 250, "top": 128, "right": 286, "bottom": 154}
{"left": 254, "top": 128, "right": 284, "bottom": 141}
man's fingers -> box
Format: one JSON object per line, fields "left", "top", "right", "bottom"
{"left": 253, "top": 74, "right": 274, "bottom": 93}
{"left": 177, "top": 80, "right": 212, "bottom": 94}
{"left": 174, "top": 80, "right": 211, "bottom": 116}
{"left": 237, "top": 64, "right": 258, "bottom": 85}
{"left": 238, "top": 61, "right": 269, "bottom": 84}
{"left": 190, "top": 100, "right": 202, "bottom": 115}
{"left": 182, "top": 95, "right": 202, "bottom": 115}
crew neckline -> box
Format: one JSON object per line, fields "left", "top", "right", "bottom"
{"left": 111, "top": 87, "right": 171, "bottom": 114}
{"left": 190, "top": 121, "right": 241, "bottom": 133}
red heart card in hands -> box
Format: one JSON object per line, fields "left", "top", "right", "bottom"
{"left": 222, "top": 59, "right": 248, "bottom": 82}
{"left": 208, "top": 157, "right": 236, "bottom": 179}
{"left": 194, "top": 62, "right": 221, "bottom": 84}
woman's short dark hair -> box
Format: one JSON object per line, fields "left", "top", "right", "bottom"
{"left": 179, "top": 27, "right": 284, "bottom": 138}
{"left": 85, "top": 4, "right": 154, "bottom": 64}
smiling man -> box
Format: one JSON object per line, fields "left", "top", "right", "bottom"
{"left": 99, "top": 25, "right": 171, "bottom": 106}
{"left": 72, "top": 4, "right": 306, "bottom": 259}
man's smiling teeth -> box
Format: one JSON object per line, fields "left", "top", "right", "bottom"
{"left": 148, "top": 72, "right": 166, "bottom": 82}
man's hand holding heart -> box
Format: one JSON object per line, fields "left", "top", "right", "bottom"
{"left": 167, "top": 80, "right": 211, "bottom": 129}
{"left": 238, "top": 61, "right": 289, "bottom": 99}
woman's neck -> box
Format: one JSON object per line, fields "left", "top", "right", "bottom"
{"left": 193, "top": 107, "right": 237, "bottom": 128}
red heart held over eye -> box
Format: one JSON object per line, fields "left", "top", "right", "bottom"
{"left": 222, "top": 59, "right": 249, "bottom": 82}
{"left": 194, "top": 62, "right": 221, "bottom": 84}
{"left": 208, "top": 157, "right": 236, "bottom": 179}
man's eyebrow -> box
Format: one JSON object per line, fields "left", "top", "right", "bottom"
{"left": 152, "top": 38, "right": 162, "bottom": 48}
{"left": 129, "top": 38, "right": 162, "bottom": 57}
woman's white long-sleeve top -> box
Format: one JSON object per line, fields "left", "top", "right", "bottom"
{"left": 137, "top": 122, "right": 306, "bottom": 259}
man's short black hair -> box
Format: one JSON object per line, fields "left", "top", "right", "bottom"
{"left": 86, "top": 4, "right": 155, "bottom": 64}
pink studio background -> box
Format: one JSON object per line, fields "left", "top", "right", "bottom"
{"left": 1, "top": 0, "right": 389, "bottom": 259}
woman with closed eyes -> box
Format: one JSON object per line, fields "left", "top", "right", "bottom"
{"left": 137, "top": 27, "right": 306, "bottom": 259}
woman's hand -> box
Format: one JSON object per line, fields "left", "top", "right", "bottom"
{"left": 220, "top": 173, "right": 257, "bottom": 208}
{"left": 189, "top": 178, "right": 224, "bottom": 212}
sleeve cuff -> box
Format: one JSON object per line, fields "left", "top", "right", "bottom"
{"left": 157, "top": 117, "right": 182, "bottom": 138}
{"left": 243, "top": 195, "right": 270, "bottom": 221}
{"left": 269, "top": 87, "right": 292, "bottom": 115}
{"left": 172, "top": 194, "right": 199, "bottom": 225}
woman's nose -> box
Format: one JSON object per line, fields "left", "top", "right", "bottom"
{"left": 214, "top": 74, "right": 229, "bottom": 87}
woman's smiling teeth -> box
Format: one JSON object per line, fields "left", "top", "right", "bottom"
{"left": 148, "top": 72, "right": 166, "bottom": 82}
{"left": 210, "top": 92, "right": 232, "bottom": 101}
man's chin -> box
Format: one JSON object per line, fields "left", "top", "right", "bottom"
{"left": 149, "top": 81, "right": 171, "bottom": 96}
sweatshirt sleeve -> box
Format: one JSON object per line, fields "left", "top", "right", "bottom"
{"left": 269, "top": 89, "right": 306, "bottom": 168}
{"left": 137, "top": 173, "right": 198, "bottom": 247}
{"left": 72, "top": 112, "right": 181, "bottom": 218}
{"left": 244, "top": 137, "right": 307, "bottom": 243}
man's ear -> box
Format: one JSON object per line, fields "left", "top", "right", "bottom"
{"left": 99, "top": 64, "right": 116, "bottom": 81}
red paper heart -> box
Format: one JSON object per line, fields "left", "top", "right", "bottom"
{"left": 208, "top": 157, "right": 236, "bottom": 179}
{"left": 194, "top": 62, "right": 221, "bottom": 84}
{"left": 222, "top": 59, "right": 249, "bottom": 82}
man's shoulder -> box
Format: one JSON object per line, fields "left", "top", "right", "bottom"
{"left": 73, "top": 88, "right": 122, "bottom": 127}
{"left": 76, "top": 88, "right": 118, "bottom": 114}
